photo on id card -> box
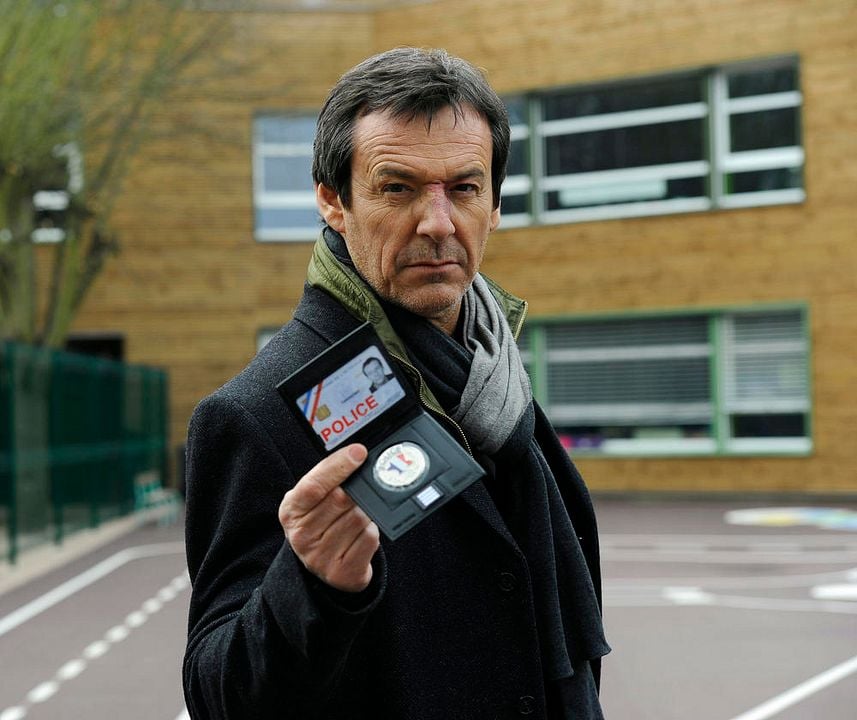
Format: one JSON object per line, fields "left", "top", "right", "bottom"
{"left": 277, "top": 323, "right": 484, "bottom": 539}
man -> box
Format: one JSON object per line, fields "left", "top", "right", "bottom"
{"left": 361, "top": 356, "right": 394, "bottom": 392}
{"left": 183, "top": 47, "right": 609, "bottom": 719}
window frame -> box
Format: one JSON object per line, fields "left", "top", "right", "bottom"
{"left": 252, "top": 113, "right": 319, "bottom": 243}
{"left": 501, "top": 55, "right": 803, "bottom": 228}
{"left": 520, "top": 302, "right": 812, "bottom": 458}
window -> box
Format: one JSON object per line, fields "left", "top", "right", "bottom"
{"left": 31, "top": 142, "right": 83, "bottom": 244}
{"left": 253, "top": 115, "right": 318, "bottom": 241}
{"left": 499, "top": 97, "right": 532, "bottom": 227}
{"left": 520, "top": 307, "right": 810, "bottom": 456}
{"left": 502, "top": 56, "right": 803, "bottom": 225}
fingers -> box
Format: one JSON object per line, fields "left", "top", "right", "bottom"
{"left": 301, "top": 504, "right": 380, "bottom": 591}
{"left": 282, "top": 444, "right": 368, "bottom": 515}
{"left": 279, "top": 444, "right": 379, "bottom": 592}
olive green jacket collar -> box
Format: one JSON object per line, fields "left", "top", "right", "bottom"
{"left": 306, "top": 232, "right": 528, "bottom": 348}
{"left": 306, "top": 232, "right": 528, "bottom": 419}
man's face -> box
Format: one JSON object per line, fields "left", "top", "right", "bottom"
{"left": 317, "top": 105, "right": 500, "bottom": 334}
{"left": 364, "top": 358, "right": 386, "bottom": 386}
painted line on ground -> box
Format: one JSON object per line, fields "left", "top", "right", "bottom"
{"left": 0, "top": 572, "right": 189, "bottom": 720}
{"left": 601, "top": 533, "right": 857, "bottom": 544}
{"left": 603, "top": 550, "right": 857, "bottom": 564}
{"left": 604, "top": 566, "right": 857, "bottom": 590}
{"left": 727, "top": 653, "right": 857, "bottom": 720}
{"left": 0, "top": 542, "right": 184, "bottom": 639}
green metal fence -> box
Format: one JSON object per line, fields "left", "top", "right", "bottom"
{"left": 0, "top": 342, "right": 169, "bottom": 564}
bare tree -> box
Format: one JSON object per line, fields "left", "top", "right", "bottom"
{"left": 0, "top": 0, "right": 236, "bottom": 346}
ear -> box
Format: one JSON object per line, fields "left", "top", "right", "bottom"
{"left": 316, "top": 183, "right": 346, "bottom": 234}
{"left": 489, "top": 204, "right": 501, "bottom": 232}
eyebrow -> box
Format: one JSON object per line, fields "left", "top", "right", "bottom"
{"left": 375, "top": 166, "right": 487, "bottom": 183}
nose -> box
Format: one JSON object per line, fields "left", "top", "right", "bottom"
{"left": 415, "top": 186, "right": 455, "bottom": 241}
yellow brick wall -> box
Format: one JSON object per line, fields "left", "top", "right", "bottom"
{"left": 70, "top": 1, "right": 857, "bottom": 493}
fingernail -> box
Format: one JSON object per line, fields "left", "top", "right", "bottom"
{"left": 348, "top": 445, "right": 367, "bottom": 462}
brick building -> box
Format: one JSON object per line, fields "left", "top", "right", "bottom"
{"left": 64, "top": 0, "right": 857, "bottom": 493}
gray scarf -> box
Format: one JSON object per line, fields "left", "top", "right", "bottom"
{"left": 455, "top": 275, "right": 533, "bottom": 455}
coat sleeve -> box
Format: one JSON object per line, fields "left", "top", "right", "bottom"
{"left": 182, "top": 392, "right": 386, "bottom": 719}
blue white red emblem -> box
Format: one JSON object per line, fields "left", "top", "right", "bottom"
{"left": 373, "top": 442, "right": 429, "bottom": 490}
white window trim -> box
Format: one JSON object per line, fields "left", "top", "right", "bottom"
{"left": 253, "top": 117, "right": 318, "bottom": 242}
{"left": 538, "top": 102, "right": 708, "bottom": 136}
{"left": 725, "top": 90, "right": 802, "bottom": 115}
{"left": 725, "top": 437, "right": 812, "bottom": 454}
{"left": 503, "top": 57, "right": 803, "bottom": 229}
{"left": 597, "top": 437, "right": 718, "bottom": 456}
{"left": 502, "top": 175, "right": 532, "bottom": 194}
{"left": 527, "top": 306, "right": 811, "bottom": 457}
{"left": 541, "top": 160, "right": 710, "bottom": 191}
{"left": 722, "top": 146, "right": 804, "bottom": 173}
{"left": 540, "top": 197, "right": 712, "bottom": 225}
{"left": 546, "top": 343, "right": 710, "bottom": 362}
{"left": 550, "top": 402, "right": 713, "bottom": 424}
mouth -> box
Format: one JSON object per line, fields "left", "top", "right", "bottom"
{"left": 406, "top": 259, "right": 460, "bottom": 269}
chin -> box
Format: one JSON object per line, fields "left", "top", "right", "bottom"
{"left": 395, "top": 288, "right": 463, "bottom": 322}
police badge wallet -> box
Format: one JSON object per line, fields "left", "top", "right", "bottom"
{"left": 277, "top": 323, "right": 485, "bottom": 540}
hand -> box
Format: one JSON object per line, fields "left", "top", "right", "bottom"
{"left": 278, "top": 444, "right": 380, "bottom": 592}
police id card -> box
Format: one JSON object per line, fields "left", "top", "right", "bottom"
{"left": 277, "top": 323, "right": 484, "bottom": 540}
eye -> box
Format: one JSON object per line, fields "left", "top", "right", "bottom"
{"left": 382, "top": 183, "right": 410, "bottom": 194}
{"left": 453, "top": 183, "right": 479, "bottom": 194}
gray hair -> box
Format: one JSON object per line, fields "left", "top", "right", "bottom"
{"left": 312, "top": 47, "right": 510, "bottom": 209}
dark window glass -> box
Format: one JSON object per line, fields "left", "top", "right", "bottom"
{"left": 505, "top": 96, "right": 528, "bottom": 125}
{"left": 544, "top": 119, "right": 704, "bottom": 175}
{"left": 500, "top": 194, "right": 529, "bottom": 215}
{"left": 543, "top": 75, "right": 702, "bottom": 120}
{"left": 730, "top": 108, "right": 799, "bottom": 152}
{"left": 726, "top": 168, "right": 802, "bottom": 194}
{"left": 65, "top": 335, "right": 125, "bottom": 361}
{"left": 728, "top": 66, "right": 797, "bottom": 98}
{"left": 507, "top": 138, "right": 528, "bottom": 177}
{"left": 731, "top": 413, "right": 805, "bottom": 438}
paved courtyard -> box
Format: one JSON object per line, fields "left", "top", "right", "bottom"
{"left": 0, "top": 497, "right": 855, "bottom": 719}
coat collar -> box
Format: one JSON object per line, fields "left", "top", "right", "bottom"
{"left": 299, "top": 231, "right": 527, "bottom": 549}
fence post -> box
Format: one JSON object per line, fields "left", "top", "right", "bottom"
{"left": 3, "top": 343, "right": 18, "bottom": 564}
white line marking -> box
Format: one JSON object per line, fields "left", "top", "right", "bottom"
{"left": 0, "top": 568, "right": 191, "bottom": 719}
{"left": 602, "top": 533, "right": 857, "bottom": 545}
{"left": 811, "top": 584, "right": 857, "bottom": 600}
{"left": 728, "top": 654, "right": 857, "bottom": 720}
{"left": 26, "top": 681, "right": 58, "bottom": 704}
{"left": 83, "top": 640, "right": 109, "bottom": 660}
{"left": 125, "top": 610, "right": 148, "bottom": 628}
{"left": 605, "top": 566, "right": 857, "bottom": 590}
{"left": 56, "top": 659, "right": 86, "bottom": 681}
{"left": 0, "top": 707, "right": 26, "bottom": 720}
{"left": 0, "top": 542, "right": 184, "bottom": 639}
{"left": 142, "top": 598, "right": 163, "bottom": 613}
{"left": 603, "top": 550, "right": 857, "bottom": 564}
{"left": 662, "top": 586, "right": 715, "bottom": 605}
{"left": 105, "top": 625, "right": 130, "bottom": 643}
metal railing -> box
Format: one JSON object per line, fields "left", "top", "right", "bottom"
{"left": 0, "top": 342, "right": 169, "bottom": 563}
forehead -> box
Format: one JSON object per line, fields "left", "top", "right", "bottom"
{"left": 351, "top": 105, "right": 493, "bottom": 175}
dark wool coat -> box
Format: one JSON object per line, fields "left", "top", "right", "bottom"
{"left": 183, "top": 285, "right": 606, "bottom": 720}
